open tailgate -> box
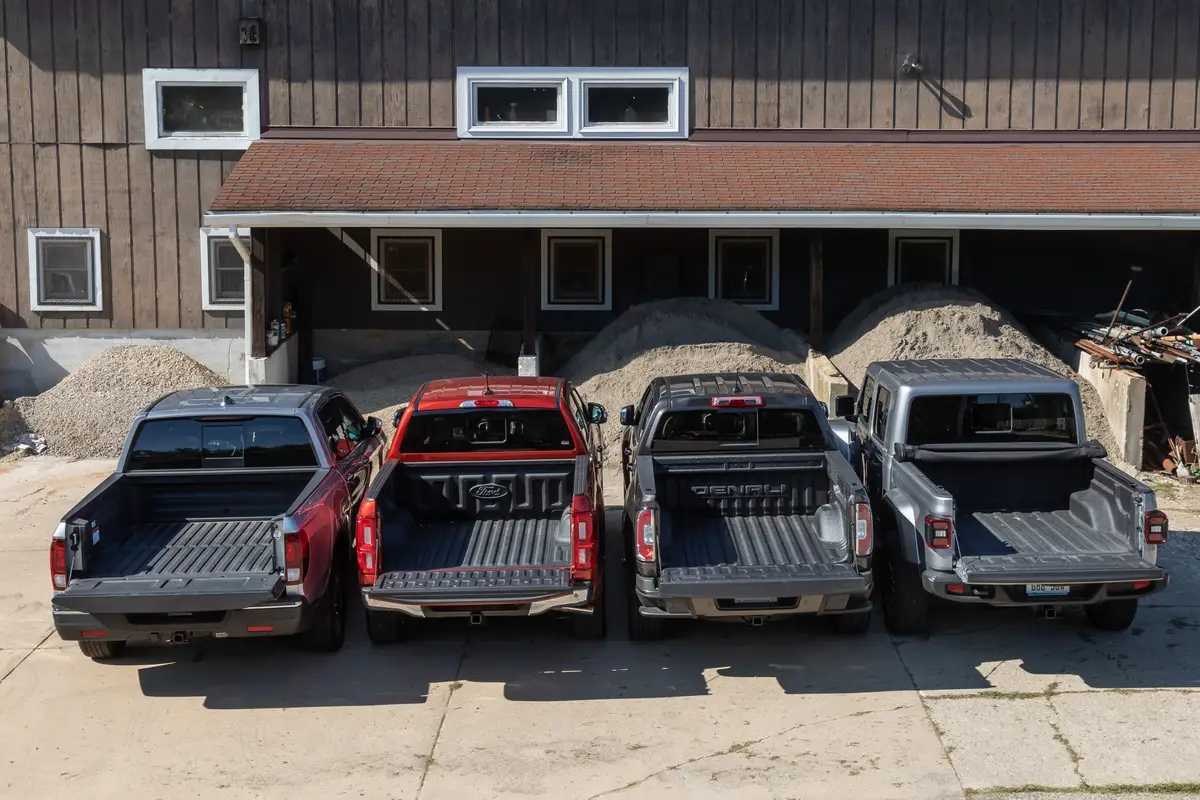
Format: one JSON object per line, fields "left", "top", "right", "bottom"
{"left": 956, "top": 552, "right": 1165, "bottom": 585}
{"left": 658, "top": 562, "right": 867, "bottom": 598}
{"left": 54, "top": 573, "right": 285, "bottom": 614}
{"left": 368, "top": 567, "right": 574, "bottom": 606}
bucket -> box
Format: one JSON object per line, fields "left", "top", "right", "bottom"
{"left": 312, "top": 357, "right": 327, "bottom": 384}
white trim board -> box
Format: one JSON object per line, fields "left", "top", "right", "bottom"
{"left": 199, "top": 227, "right": 250, "bottom": 310}
{"left": 540, "top": 229, "right": 613, "bottom": 311}
{"left": 142, "top": 68, "right": 261, "bottom": 151}
{"left": 27, "top": 228, "right": 105, "bottom": 312}
{"left": 708, "top": 229, "right": 780, "bottom": 312}
{"left": 887, "top": 229, "right": 961, "bottom": 286}
{"left": 205, "top": 210, "right": 1200, "bottom": 231}
{"left": 368, "top": 228, "right": 444, "bottom": 312}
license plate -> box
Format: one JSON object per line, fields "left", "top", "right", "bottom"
{"left": 1026, "top": 584, "right": 1070, "bottom": 597}
{"left": 733, "top": 597, "right": 777, "bottom": 605}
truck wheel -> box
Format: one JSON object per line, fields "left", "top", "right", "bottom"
{"left": 365, "top": 609, "right": 406, "bottom": 645}
{"left": 300, "top": 555, "right": 347, "bottom": 653}
{"left": 1085, "top": 599, "right": 1138, "bottom": 631}
{"left": 829, "top": 610, "right": 872, "bottom": 635}
{"left": 882, "top": 553, "right": 930, "bottom": 636}
{"left": 78, "top": 640, "right": 125, "bottom": 660}
{"left": 627, "top": 586, "right": 665, "bottom": 641}
{"left": 570, "top": 603, "right": 607, "bottom": 640}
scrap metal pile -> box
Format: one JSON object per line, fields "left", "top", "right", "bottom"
{"left": 1066, "top": 309, "right": 1200, "bottom": 370}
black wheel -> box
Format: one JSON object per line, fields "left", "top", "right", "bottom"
{"left": 829, "top": 609, "right": 872, "bottom": 635}
{"left": 881, "top": 551, "right": 930, "bottom": 635}
{"left": 570, "top": 602, "right": 607, "bottom": 640}
{"left": 1086, "top": 599, "right": 1138, "bottom": 631}
{"left": 365, "top": 608, "right": 406, "bottom": 645}
{"left": 627, "top": 575, "right": 665, "bottom": 641}
{"left": 300, "top": 554, "right": 347, "bottom": 653}
{"left": 78, "top": 640, "right": 125, "bottom": 660}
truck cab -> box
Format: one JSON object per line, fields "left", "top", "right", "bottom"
{"left": 852, "top": 358, "right": 1168, "bottom": 635}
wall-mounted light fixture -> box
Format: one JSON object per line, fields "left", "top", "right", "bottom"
{"left": 900, "top": 53, "right": 924, "bottom": 76}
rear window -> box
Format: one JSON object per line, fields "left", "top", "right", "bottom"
{"left": 400, "top": 410, "right": 575, "bottom": 453}
{"left": 650, "top": 409, "right": 829, "bottom": 452}
{"left": 906, "top": 393, "right": 1078, "bottom": 446}
{"left": 127, "top": 417, "right": 318, "bottom": 470}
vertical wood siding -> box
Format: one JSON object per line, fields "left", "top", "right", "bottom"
{"left": 0, "top": 0, "right": 1196, "bottom": 330}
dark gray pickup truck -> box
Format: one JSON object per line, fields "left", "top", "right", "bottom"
{"left": 851, "top": 359, "right": 1168, "bottom": 635}
{"left": 619, "top": 373, "right": 874, "bottom": 640}
{"left": 50, "top": 386, "right": 385, "bottom": 658}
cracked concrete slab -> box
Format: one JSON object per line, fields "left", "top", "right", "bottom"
{"left": 0, "top": 649, "right": 28, "bottom": 681}
{"left": 924, "top": 697, "right": 1079, "bottom": 790}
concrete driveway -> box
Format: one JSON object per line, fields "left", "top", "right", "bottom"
{"left": 1, "top": 458, "right": 1198, "bottom": 800}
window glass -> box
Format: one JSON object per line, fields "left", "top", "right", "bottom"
{"left": 896, "top": 237, "right": 952, "bottom": 284}
{"left": 859, "top": 375, "right": 876, "bottom": 425}
{"left": 651, "top": 409, "right": 828, "bottom": 452}
{"left": 636, "top": 384, "right": 656, "bottom": 428}
{"left": 475, "top": 86, "right": 559, "bottom": 123}
{"left": 906, "top": 393, "right": 1078, "bottom": 446}
{"left": 874, "top": 386, "right": 892, "bottom": 440}
{"left": 37, "top": 239, "right": 94, "bottom": 305}
{"left": 549, "top": 238, "right": 604, "bottom": 304}
{"left": 585, "top": 86, "right": 670, "bottom": 124}
{"left": 207, "top": 238, "right": 246, "bottom": 304}
{"left": 378, "top": 237, "right": 434, "bottom": 304}
{"left": 127, "top": 417, "right": 317, "bottom": 470}
{"left": 717, "top": 237, "right": 772, "bottom": 304}
{"left": 400, "top": 410, "right": 575, "bottom": 453}
{"left": 160, "top": 85, "right": 244, "bottom": 134}
{"left": 332, "top": 397, "right": 366, "bottom": 442}
{"left": 318, "top": 401, "right": 347, "bottom": 453}
{"left": 567, "top": 389, "right": 589, "bottom": 433}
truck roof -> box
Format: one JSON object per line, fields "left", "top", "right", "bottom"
{"left": 415, "top": 376, "right": 563, "bottom": 411}
{"left": 649, "top": 373, "right": 817, "bottom": 410}
{"left": 145, "top": 385, "right": 332, "bottom": 417}
{"left": 868, "top": 358, "right": 1070, "bottom": 386}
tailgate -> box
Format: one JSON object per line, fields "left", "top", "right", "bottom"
{"left": 54, "top": 573, "right": 285, "bottom": 614}
{"left": 368, "top": 567, "right": 574, "bottom": 605}
{"left": 956, "top": 552, "right": 1165, "bottom": 584}
{"left": 658, "top": 562, "right": 868, "bottom": 598}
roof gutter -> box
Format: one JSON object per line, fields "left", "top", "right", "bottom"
{"left": 202, "top": 210, "right": 1200, "bottom": 231}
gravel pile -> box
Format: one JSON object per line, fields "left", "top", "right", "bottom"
{"left": 332, "top": 353, "right": 513, "bottom": 437}
{"left": 6, "top": 345, "right": 225, "bottom": 460}
{"left": 826, "top": 285, "right": 1119, "bottom": 457}
{"left": 561, "top": 298, "right": 811, "bottom": 486}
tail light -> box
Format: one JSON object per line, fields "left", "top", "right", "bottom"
{"left": 283, "top": 529, "right": 310, "bottom": 584}
{"left": 924, "top": 515, "right": 953, "bottom": 550}
{"left": 570, "top": 495, "right": 596, "bottom": 582}
{"left": 854, "top": 502, "right": 873, "bottom": 557}
{"left": 356, "top": 499, "right": 380, "bottom": 587}
{"left": 711, "top": 396, "right": 763, "bottom": 408}
{"left": 1145, "top": 510, "right": 1168, "bottom": 545}
{"left": 50, "top": 535, "right": 67, "bottom": 590}
{"left": 635, "top": 509, "right": 657, "bottom": 562}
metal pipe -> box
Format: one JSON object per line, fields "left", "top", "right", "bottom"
{"left": 1102, "top": 279, "right": 1135, "bottom": 343}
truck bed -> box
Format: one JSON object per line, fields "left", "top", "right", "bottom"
{"left": 661, "top": 513, "right": 837, "bottom": 571}
{"left": 383, "top": 517, "right": 570, "bottom": 573}
{"left": 88, "top": 519, "right": 278, "bottom": 578}
{"left": 956, "top": 511, "right": 1129, "bottom": 558}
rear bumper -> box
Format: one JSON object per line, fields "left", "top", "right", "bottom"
{"left": 362, "top": 583, "right": 596, "bottom": 619}
{"left": 634, "top": 571, "right": 873, "bottom": 620}
{"left": 922, "top": 569, "right": 1169, "bottom": 606}
{"left": 52, "top": 599, "right": 309, "bottom": 642}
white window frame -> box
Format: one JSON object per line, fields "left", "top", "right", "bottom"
{"left": 27, "top": 228, "right": 104, "bottom": 312}
{"left": 708, "top": 229, "right": 780, "bottom": 312}
{"left": 456, "top": 67, "right": 689, "bottom": 139}
{"left": 370, "top": 229, "right": 443, "bottom": 312}
{"left": 540, "top": 229, "right": 613, "bottom": 311}
{"left": 142, "top": 68, "right": 260, "bottom": 151}
{"left": 888, "top": 229, "right": 960, "bottom": 286}
{"left": 199, "top": 228, "right": 249, "bottom": 310}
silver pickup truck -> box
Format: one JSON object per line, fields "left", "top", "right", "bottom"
{"left": 848, "top": 358, "right": 1168, "bottom": 635}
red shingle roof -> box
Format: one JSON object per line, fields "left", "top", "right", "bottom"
{"left": 209, "top": 140, "right": 1200, "bottom": 214}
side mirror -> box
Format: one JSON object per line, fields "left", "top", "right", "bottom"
{"left": 364, "top": 416, "right": 383, "bottom": 438}
{"left": 587, "top": 402, "right": 608, "bottom": 424}
{"left": 392, "top": 406, "right": 405, "bottom": 428}
{"left": 834, "top": 394, "right": 857, "bottom": 419}
{"left": 619, "top": 405, "right": 636, "bottom": 426}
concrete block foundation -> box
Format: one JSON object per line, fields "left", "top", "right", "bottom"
{"left": 1072, "top": 349, "right": 1147, "bottom": 466}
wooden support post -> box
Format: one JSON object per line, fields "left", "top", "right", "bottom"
{"left": 521, "top": 230, "right": 538, "bottom": 356}
{"left": 1192, "top": 232, "right": 1200, "bottom": 309}
{"left": 808, "top": 233, "right": 825, "bottom": 349}
{"left": 249, "top": 228, "right": 267, "bottom": 359}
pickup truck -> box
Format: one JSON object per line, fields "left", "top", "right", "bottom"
{"left": 355, "top": 376, "right": 607, "bottom": 642}
{"left": 618, "top": 373, "right": 874, "bottom": 640}
{"left": 851, "top": 358, "right": 1168, "bottom": 634}
{"left": 50, "top": 386, "right": 385, "bottom": 658}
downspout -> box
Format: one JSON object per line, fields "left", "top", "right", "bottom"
{"left": 225, "top": 229, "right": 254, "bottom": 385}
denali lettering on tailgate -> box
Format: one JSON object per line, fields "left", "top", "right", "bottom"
{"left": 690, "top": 484, "right": 788, "bottom": 497}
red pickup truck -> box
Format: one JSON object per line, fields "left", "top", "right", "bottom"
{"left": 355, "top": 376, "right": 608, "bottom": 641}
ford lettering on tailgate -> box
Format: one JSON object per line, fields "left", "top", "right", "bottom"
{"left": 690, "top": 484, "right": 788, "bottom": 497}
{"left": 469, "top": 483, "right": 510, "bottom": 500}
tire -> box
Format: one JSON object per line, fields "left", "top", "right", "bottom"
{"left": 78, "top": 640, "right": 125, "bottom": 660}
{"left": 570, "top": 602, "right": 607, "bottom": 640}
{"left": 881, "top": 551, "right": 930, "bottom": 635}
{"left": 300, "top": 553, "right": 347, "bottom": 653}
{"left": 627, "top": 579, "right": 665, "bottom": 641}
{"left": 829, "top": 609, "right": 872, "bottom": 635}
{"left": 365, "top": 608, "right": 406, "bottom": 645}
{"left": 1086, "top": 598, "right": 1138, "bottom": 632}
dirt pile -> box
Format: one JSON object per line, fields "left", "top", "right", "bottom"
{"left": 826, "top": 286, "right": 1118, "bottom": 456}
{"left": 332, "top": 352, "right": 513, "bottom": 437}
{"left": 7, "top": 345, "right": 225, "bottom": 460}
{"left": 561, "top": 298, "right": 811, "bottom": 484}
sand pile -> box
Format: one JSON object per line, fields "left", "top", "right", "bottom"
{"left": 332, "top": 353, "right": 513, "bottom": 437}
{"left": 561, "top": 298, "right": 811, "bottom": 483}
{"left": 827, "top": 286, "right": 1118, "bottom": 456}
{"left": 6, "top": 345, "right": 225, "bottom": 459}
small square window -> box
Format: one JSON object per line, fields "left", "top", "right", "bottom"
{"left": 28, "top": 229, "right": 103, "bottom": 312}
{"left": 889, "top": 230, "right": 959, "bottom": 286}
{"left": 585, "top": 86, "right": 671, "bottom": 124}
{"left": 143, "top": 68, "right": 260, "bottom": 150}
{"left": 709, "top": 230, "right": 779, "bottom": 311}
{"left": 541, "top": 230, "right": 613, "bottom": 311}
{"left": 475, "top": 86, "right": 560, "bottom": 124}
{"left": 199, "top": 228, "right": 249, "bottom": 310}
{"left": 370, "top": 230, "right": 443, "bottom": 312}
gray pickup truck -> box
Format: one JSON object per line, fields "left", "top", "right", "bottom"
{"left": 50, "top": 386, "right": 385, "bottom": 658}
{"left": 619, "top": 373, "right": 874, "bottom": 640}
{"left": 850, "top": 359, "right": 1168, "bottom": 634}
